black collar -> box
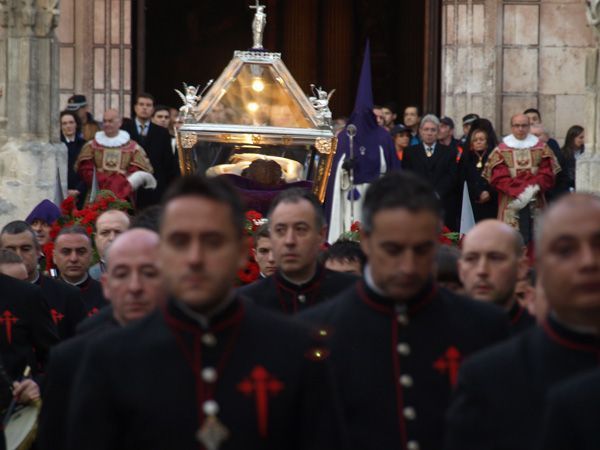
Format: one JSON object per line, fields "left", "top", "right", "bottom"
{"left": 164, "top": 297, "right": 244, "bottom": 333}
{"left": 357, "top": 279, "right": 437, "bottom": 316}
{"left": 275, "top": 264, "right": 325, "bottom": 294}
{"left": 543, "top": 315, "right": 600, "bottom": 352}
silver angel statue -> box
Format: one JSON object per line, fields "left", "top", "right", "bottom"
{"left": 250, "top": 1, "right": 266, "bottom": 49}
{"left": 309, "top": 84, "right": 336, "bottom": 127}
{"left": 175, "top": 80, "right": 214, "bottom": 122}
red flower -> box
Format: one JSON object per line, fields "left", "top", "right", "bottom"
{"left": 245, "top": 210, "right": 263, "bottom": 221}
{"left": 237, "top": 261, "right": 260, "bottom": 285}
{"left": 42, "top": 242, "right": 55, "bottom": 271}
{"left": 60, "top": 196, "right": 75, "bottom": 215}
{"left": 350, "top": 221, "right": 361, "bottom": 233}
{"left": 438, "top": 236, "right": 453, "bottom": 245}
{"left": 49, "top": 223, "right": 62, "bottom": 240}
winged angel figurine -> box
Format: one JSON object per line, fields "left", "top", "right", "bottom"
{"left": 309, "top": 84, "right": 336, "bottom": 127}
{"left": 175, "top": 80, "right": 214, "bottom": 121}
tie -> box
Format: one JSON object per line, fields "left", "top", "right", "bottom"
{"left": 140, "top": 123, "right": 147, "bottom": 137}
{"left": 425, "top": 146, "right": 433, "bottom": 157}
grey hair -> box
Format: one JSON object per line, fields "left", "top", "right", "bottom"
{"left": 420, "top": 114, "right": 440, "bottom": 129}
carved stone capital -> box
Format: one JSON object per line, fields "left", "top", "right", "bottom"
{"left": 0, "top": 0, "right": 59, "bottom": 36}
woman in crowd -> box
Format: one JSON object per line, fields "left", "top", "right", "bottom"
{"left": 60, "top": 110, "right": 87, "bottom": 204}
{"left": 463, "top": 119, "right": 499, "bottom": 221}
{"left": 561, "top": 125, "right": 585, "bottom": 191}
{"left": 391, "top": 123, "right": 412, "bottom": 161}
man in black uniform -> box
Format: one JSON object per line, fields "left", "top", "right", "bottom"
{"left": 67, "top": 176, "right": 344, "bottom": 450}
{"left": 121, "top": 93, "right": 180, "bottom": 209}
{"left": 239, "top": 188, "right": 357, "bottom": 314}
{"left": 300, "top": 172, "right": 509, "bottom": 450}
{"left": 52, "top": 226, "right": 108, "bottom": 318}
{"left": 38, "top": 228, "right": 166, "bottom": 450}
{"left": 537, "top": 368, "right": 600, "bottom": 450}
{"left": 444, "top": 193, "right": 600, "bottom": 450}
{"left": 0, "top": 273, "right": 58, "bottom": 380}
{"left": 458, "top": 219, "right": 535, "bottom": 334}
{"left": 0, "top": 221, "right": 85, "bottom": 340}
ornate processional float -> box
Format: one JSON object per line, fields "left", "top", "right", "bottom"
{"left": 174, "top": 1, "right": 337, "bottom": 213}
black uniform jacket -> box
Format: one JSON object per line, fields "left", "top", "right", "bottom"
{"left": 0, "top": 274, "right": 59, "bottom": 379}
{"left": 78, "top": 276, "right": 108, "bottom": 317}
{"left": 537, "top": 368, "right": 600, "bottom": 450}
{"left": 121, "top": 118, "right": 180, "bottom": 209}
{"left": 75, "top": 305, "right": 114, "bottom": 335}
{"left": 238, "top": 265, "right": 357, "bottom": 314}
{"left": 444, "top": 315, "right": 600, "bottom": 450}
{"left": 36, "top": 275, "right": 86, "bottom": 340}
{"left": 507, "top": 300, "right": 536, "bottom": 335}
{"left": 67, "top": 297, "right": 345, "bottom": 450}
{"left": 38, "top": 314, "right": 118, "bottom": 450}
{"left": 299, "top": 280, "right": 509, "bottom": 450}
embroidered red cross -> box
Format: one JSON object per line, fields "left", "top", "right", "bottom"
{"left": 87, "top": 307, "right": 99, "bottom": 317}
{"left": 51, "top": 308, "right": 64, "bottom": 325}
{"left": 433, "top": 346, "right": 462, "bottom": 387}
{"left": 237, "top": 365, "right": 284, "bottom": 437}
{"left": 0, "top": 310, "right": 19, "bottom": 344}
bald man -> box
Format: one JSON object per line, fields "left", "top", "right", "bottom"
{"left": 445, "top": 193, "right": 600, "bottom": 450}
{"left": 38, "top": 228, "right": 166, "bottom": 450}
{"left": 89, "top": 209, "right": 131, "bottom": 281}
{"left": 74, "top": 108, "right": 155, "bottom": 203}
{"left": 459, "top": 219, "right": 535, "bottom": 333}
{"left": 482, "top": 114, "right": 560, "bottom": 244}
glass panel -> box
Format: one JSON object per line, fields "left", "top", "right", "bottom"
{"left": 202, "top": 63, "right": 312, "bottom": 128}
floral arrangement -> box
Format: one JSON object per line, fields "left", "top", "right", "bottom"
{"left": 337, "top": 221, "right": 362, "bottom": 242}
{"left": 42, "top": 191, "right": 131, "bottom": 272}
{"left": 439, "top": 225, "right": 461, "bottom": 246}
{"left": 236, "top": 210, "right": 267, "bottom": 285}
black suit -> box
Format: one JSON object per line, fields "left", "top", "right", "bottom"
{"left": 402, "top": 143, "right": 460, "bottom": 230}
{"left": 121, "top": 118, "right": 180, "bottom": 209}
{"left": 75, "top": 305, "right": 115, "bottom": 336}
{"left": 444, "top": 316, "right": 600, "bottom": 450}
{"left": 0, "top": 274, "right": 59, "bottom": 379}
{"left": 67, "top": 298, "right": 345, "bottom": 449}
{"left": 35, "top": 275, "right": 86, "bottom": 340}
{"left": 38, "top": 316, "right": 118, "bottom": 450}
{"left": 299, "top": 281, "right": 509, "bottom": 450}
{"left": 537, "top": 368, "right": 600, "bottom": 450}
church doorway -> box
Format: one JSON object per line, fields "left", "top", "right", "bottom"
{"left": 135, "top": 0, "right": 441, "bottom": 119}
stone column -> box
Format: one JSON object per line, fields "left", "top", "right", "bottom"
{"left": 0, "top": 0, "right": 67, "bottom": 226}
{"left": 578, "top": 1, "right": 600, "bottom": 193}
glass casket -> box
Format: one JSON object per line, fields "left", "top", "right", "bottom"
{"left": 176, "top": 50, "right": 337, "bottom": 212}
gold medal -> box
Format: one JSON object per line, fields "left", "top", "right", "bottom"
{"left": 196, "top": 401, "right": 230, "bottom": 450}
{"left": 476, "top": 160, "right": 483, "bottom": 169}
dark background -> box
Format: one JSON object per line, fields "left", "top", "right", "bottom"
{"left": 134, "top": 0, "right": 440, "bottom": 120}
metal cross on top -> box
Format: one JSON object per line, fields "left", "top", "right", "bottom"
{"left": 249, "top": 0, "right": 267, "bottom": 49}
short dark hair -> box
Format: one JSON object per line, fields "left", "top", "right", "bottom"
{"left": 161, "top": 175, "right": 245, "bottom": 236}
{"left": 362, "top": 172, "right": 442, "bottom": 234}
{"left": 60, "top": 110, "right": 82, "bottom": 131}
{"left": 253, "top": 222, "right": 270, "bottom": 247}
{"left": 0, "top": 221, "right": 38, "bottom": 248}
{"left": 152, "top": 105, "right": 170, "bottom": 117}
{"left": 523, "top": 108, "right": 541, "bottom": 119}
{"left": 436, "top": 245, "right": 461, "bottom": 284}
{"left": 404, "top": 105, "right": 421, "bottom": 116}
{"left": 55, "top": 225, "right": 92, "bottom": 245}
{"left": 382, "top": 101, "right": 398, "bottom": 114}
{"left": 0, "top": 249, "right": 23, "bottom": 265}
{"left": 136, "top": 93, "right": 155, "bottom": 105}
{"left": 131, "top": 205, "right": 162, "bottom": 233}
{"left": 322, "top": 239, "right": 366, "bottom": 269}
{"left": 267, "top": 188, "right": 326, "bottom": 229}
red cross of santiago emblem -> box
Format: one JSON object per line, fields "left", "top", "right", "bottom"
{"left": 87, "top": 307, "right": 99, "bottom": 317}
{"left": 433, "top": 346, "right": 462, "bottom": 387}
{"left": 237, "top": 365, "right": 284, "bottom": 437}
{"left": 51, "top": 308, "right": 64, "bottom": 325}
{"left": 0, "top": 310, "right": 18, "bottom": 344}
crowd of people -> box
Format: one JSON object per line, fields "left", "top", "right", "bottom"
{"left": 0, "top": 88, "right": 596, "bottom": 450}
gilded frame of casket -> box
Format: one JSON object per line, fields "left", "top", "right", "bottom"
{"left": 175, "top": 50, "right": 337, "bottom": 203}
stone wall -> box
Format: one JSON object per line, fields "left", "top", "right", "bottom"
{"left": 442, "top": 0, "right": 595, "bottom": 143}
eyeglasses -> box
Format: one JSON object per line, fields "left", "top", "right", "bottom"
{"left": 511, "top": 124, "right": 529, "bottom": 128}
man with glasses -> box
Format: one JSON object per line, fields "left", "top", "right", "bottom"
{"left": 482, "top": 114, "right": 559, "bottom": 244}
